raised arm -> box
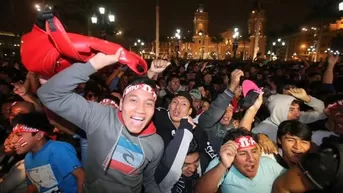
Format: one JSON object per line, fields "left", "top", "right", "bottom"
{"left": 288, "top": 88, "right": 326, "bottom": 124}
{"left": 198, "top": 69, "right": 243, "bottom": 129}
{"left": 322, "top": 55, "right": 338, "bottom": 84}
{"left": 37, "top": 51, "right": 122, "bottom": 135}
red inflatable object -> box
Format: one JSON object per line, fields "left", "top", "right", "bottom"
{"left": 20, "top": 13, "right": 147, "bottom": 79}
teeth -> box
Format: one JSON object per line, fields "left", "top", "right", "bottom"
{"left": 131, "top": 117, "right": 144, "bottom": 121}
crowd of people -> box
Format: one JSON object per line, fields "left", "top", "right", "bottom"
{"left": 0, "top": 48, "right": 343, "bottom": 193}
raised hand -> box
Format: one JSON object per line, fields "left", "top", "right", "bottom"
{"left": 328, "top": 54, "right": 339, "bottom": 67}
{"left": 219, "top": 140, "right": 238, "bottom": 169}
{"left": 249, "top": 92, "right": 264, "bottom": 112}
{"left": 89, "top": 48, "right": 123, "bottom": 70}
{"left": 288, "top": 88, "right": 311, "bottom": 103}
{"left": 149, "top": 59, "right": 171, "bottom": 74}
{"left": 228, "top": 69, "right": 244, "bottom": 91}
{"left": 257, "top": 133, "right": 278, "bottom": 154}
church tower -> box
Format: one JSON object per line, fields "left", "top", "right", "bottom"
{"left": 248, "top": 0, "right": 267, "bottom": 59}
{"left": 193, "top": 4, "right": 208, "bottom": 36}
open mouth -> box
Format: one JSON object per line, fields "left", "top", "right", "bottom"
{"left": 291, "top": 151, "right": 303, "bottom": 158}
{"left": 245, "top": 164, "right": 256, "bottom": 172}
{"left": 172, "top": 111, "right": 180, "bottom": 117}
{"left": 130, "top": 116, "right": 145, "bottom": 127}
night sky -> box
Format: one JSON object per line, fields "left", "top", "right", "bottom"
{"left": 0, "top": 0, "right": 324, "bottom": 40}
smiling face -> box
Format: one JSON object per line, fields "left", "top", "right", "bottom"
{"left": 169, "top": 96, "right": 192, "bottom": 123}
{"left": 278, "top": 134, "right": 311, "bottom": 165}
{"left": 119, "top": 89, "right": 156, "bottom": 134}
{"left": 233, "top": 145, "right": 260, "bottom": 179}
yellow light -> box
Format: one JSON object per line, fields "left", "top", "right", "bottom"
{"left": 301, "top": 44, "right": 306, "bottom": 49}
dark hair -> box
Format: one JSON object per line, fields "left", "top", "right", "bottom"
{"left": 232, "top": 111, "right": 244, "bottom": 121}
{"left": 129, "top": 76, "right": 157, "bottom": 95}
{"left": 84, "top": 81, "right": 102, "bottom": 97}
{"left": 291, "top": 99, "right": 301, "bottom": 106}
{"left": 167, "top": 75, "right": 180, "bottom": 83}
{"left": 187, "top": 137, "right": 200, "bottom": 155}
{"left": 277, "top": 120, "right": 312, "bottom": 146}
{"left": 222, "top": 128, "right": 257, "bottom": 145}
{"left": 12, "top": 112, "right": 54, "bottom": 135}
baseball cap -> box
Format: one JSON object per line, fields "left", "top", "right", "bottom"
{"left": 189, "top": 89, "right": 202, "bottom": 100}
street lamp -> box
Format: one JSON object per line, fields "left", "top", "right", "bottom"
{"left": 99, "top": 7, "right": 105, "bottom": 15}
{"left": 198, "top": 30, "right": 205, "bottom": 59}
{"left": 34, "top": 3, "right": 52, "bottom": 12}
{"left": 174, "top": 29, "right": 182, "bottom": 59}
{"left": 233, "top": 28, "right": 240, "bottom": 58}
{"left": 91, "top": 7, "right": 115, "bottom": 39}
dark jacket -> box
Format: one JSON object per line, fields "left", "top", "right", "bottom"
{"left": 153, "top": 109, "right": 215, "bottom": 192}
{"left": 198, "top": 89, "right": 234, "bottom": 153}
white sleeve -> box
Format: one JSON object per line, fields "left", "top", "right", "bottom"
{"left": 299, "top": 96, "right": 327, "bottom": 124}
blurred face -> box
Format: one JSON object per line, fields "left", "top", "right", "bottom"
{"left": 179, "top": 67, "right": 185, "bottom": 73}
{"left": 9, "top": 105, "right": 31, "bottom": 124}
{"left": 203, "top": 74, "right": 212, "bottom": 84}
{"left": 234, "top": 86, "right": 242, "bottom": 98}
{"left": 13, "top": 131, "right": 44, "bottom": 155}
{"left": 169, "top": 78, "right": 180, "bottom": 93}
{"left": 310, "top": 75, "right": 321, "bottom": 83}
{"left": 287, "top": 103, "right": 300, "bottom": 120}
{"left": 257, "top": 74, "right": 263, "bottom": 80}
{"left": 192, "top": 96, "right": 201, "bottom": 110}
{"left": 193, "top": 65, "right": 199, "bottom": 72}
{"left": 119, "top": 89, "right": 155, "bottom": 134}
{"left": 158, "top": 79, "right": 166, "bottom": 88}
{"left": 1, "top": 102, "right": 11, "bottom": 119}
{"left": 188, "top": 81, "right": 196, "bottom": 91}
{"left": 233, "top": 145, "right": 260, "bottom": 179}
{"left": 220, "top": 105, "right": 234, "bottom": 126}
{"left": 85, "top": 91, "right": 99, "bottom": 102}
{"left": 182, "top": 152, "right": 200, "bottom": 177}
{"left": 223, "top": 75, "right": 229, "bottom": 85}
{"left": 169, "top": 96, "right": 192, "bottom": 123}
{"left": 202, "top": 101, "right": 210, "bottom": 112}
{"left": 278, "top": 134, "right": 311, "bottom": 166}
{"left": 325, "top": 102, "right": 343, "bottom": 135}
{"left": 4, "top": 133, "right": 16, "bottom": 155}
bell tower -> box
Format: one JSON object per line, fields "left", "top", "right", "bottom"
{"left": 193, "top": 4, "right": 208, "bottom": 36}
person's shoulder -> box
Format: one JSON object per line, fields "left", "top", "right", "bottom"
{"left": 260, "top": 156, "right": 285, "bottom": 169}
{"left": 48, "top": 140, "right": 75, "bottom": 152}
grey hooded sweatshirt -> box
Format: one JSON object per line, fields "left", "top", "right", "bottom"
{"left": 37, "top": 62, "right": 164, "bottom": 193}
{"left": 252, "top": 94, "right": 327, "bottom": 142}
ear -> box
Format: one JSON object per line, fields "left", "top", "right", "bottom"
{"left": 36, "top": 132, "right": 45, "bottom": 141}
{"left": 277, "top": 138, "right": 282, "bottom": 147}
{"left": 119, "top": 98, "right": 123, "bottom": 111}
{"left": 188, "top": 107, "right": 193, "bottom": 116}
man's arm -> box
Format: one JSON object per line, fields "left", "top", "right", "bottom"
{"left": 239, "top": 92, "right": 263, "bottom": 131}
{"left": 273, "top": 166, "right": 313, "bottom": 193}
{"left": 195, "top": 161, "right": 227, "bottom": 193}
{"left": 155, "top": 119, "right": 193, "bottom": 192}
{"left": 0, "top": 161, "right": 26, "bottom": 193}
{"left": 300, "top": 96, "right": 327, "bottom": 124}
{"left": 198, "top": 69, "right": 243, "bottom": 129}
{"left": 72, "top": 168, "right": 85, "bottom": 193}
{"left": 143, "top": 138, "right": 164, "bottom": 193}
{"left": 195, "top": 140, "right": 237, "bottom": 193}
{"left": 288, "top": 88, "right": 326, "bottom": 124}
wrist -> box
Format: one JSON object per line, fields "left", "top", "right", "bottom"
{"left": 218, "top": 160, "right": 230, "bottom": 170}
{"left": 303, "top": 95, "right": 311, "bottom": 103}
{"left": 228, "top": 84, "right": 237, "bottom": 92}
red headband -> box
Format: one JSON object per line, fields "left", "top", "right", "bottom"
{"left": 13, "top": 124, "right": 41, "bottom": 133}
{"left": 123, "top": 84, "right": 157, "bottom": 101}
{"left": 235, "top": 136, "right": 257, "bottom": 150}
{"left": 100, "top": 99, "right": 118, "bottom": 109}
